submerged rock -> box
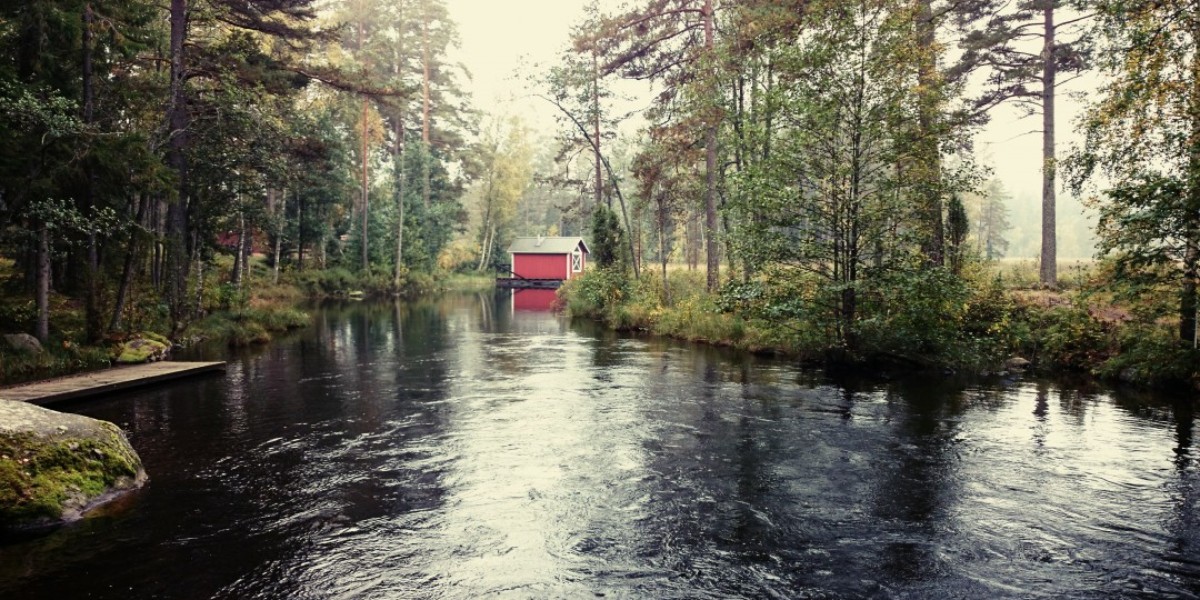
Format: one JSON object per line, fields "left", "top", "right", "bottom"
{"left": 0, "top": 401, "right": 147, "bottom": 532}
{"left": 1005, "top": 356, "right": 1031, "bottom": 371}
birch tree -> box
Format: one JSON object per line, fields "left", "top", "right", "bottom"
{"left": 1070, "top": 0, "right": 1200, "bottom": 345}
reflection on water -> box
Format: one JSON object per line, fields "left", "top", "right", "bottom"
{"left": 1, "top": 293, "right": 1198, "bottom": 599}
{"left": 509, "top": 288, "right": 557, "bottom": 312}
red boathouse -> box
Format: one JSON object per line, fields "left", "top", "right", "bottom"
{"left": 505, "top": 236, "right": 589, "bottom": 286}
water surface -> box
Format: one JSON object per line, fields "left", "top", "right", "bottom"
{"left": 2, "top": 293, "right": 1198, "bottom": 599}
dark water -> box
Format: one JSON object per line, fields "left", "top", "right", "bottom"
{"left": 2, "top": 293, "right": 1199, "bottom": 599}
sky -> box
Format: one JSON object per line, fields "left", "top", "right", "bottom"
{"left": 447, "top": 0, "right": 597, "bottom": 126}
{"left": 444, "top": 0, "right": 1092, "bottom": 223}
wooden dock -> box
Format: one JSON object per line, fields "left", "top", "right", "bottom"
{"left": 496, "top": 277, "right": 562, "bottom": 289}
{"left": 0, "top": 361, "right": 226, "bottom": 405}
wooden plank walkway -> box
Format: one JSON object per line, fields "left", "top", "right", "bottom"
{"left": 0, "top": 361, "right": 226, "bottom": 405}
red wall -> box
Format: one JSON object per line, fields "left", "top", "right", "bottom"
{"left": 512, "top": 288, "right": 557, "bottom": 311}
{"left": 513, "top": 253, "right": 568, "bottom": 280}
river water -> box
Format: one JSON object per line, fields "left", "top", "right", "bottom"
{"left": 2, "top": 293, "right": 1198, "bottom": 599}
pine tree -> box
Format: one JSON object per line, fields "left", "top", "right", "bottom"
{"left": 960, "top": 0, "right": 1092, "bottom": 286}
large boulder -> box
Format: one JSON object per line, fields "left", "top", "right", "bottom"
{"left": 0, "top": 401, "right": 147, "bottom": 532}
{"left": 113, "top": 333, "right": 170, "bottom": 364}
{"left": 3, "top": 333, "right": 43, "bottom": 354}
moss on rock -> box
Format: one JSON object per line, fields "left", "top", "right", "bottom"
{"left": 0, "top": 402, "right": 146, "bottom": 531}
{"left": 113, "top": 335, "right": 170, "bottom": 364}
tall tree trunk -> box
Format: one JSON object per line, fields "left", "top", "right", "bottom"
{"left": 394, "top": 120, "right": 406, "bottom": 291}
{"left": 36, "top": 224, "right": 50, "bottom": 344}
{"left": 703, "top": 0, "right": 719, "bottom": 292}
{"left": 319, "top": 228, "right": 327, "bottom": 268}
{"left": 231, "top": 211, "right": 245, "bottom": 288}
{"left": 241, "top": 218, "right": 251, "bottom": 284}
{"left": 593, "top": 50, "right": 604, "bottom": 210}
{"left": 82, "top": 2, "right": 101, "bottom": 344}
{"left": 476, "top": 215, "right": 492, "bottom": 272}
{"left": 478, "top": 226, "right": 493, "bottom": 272}
{"left": 1184, "top": 235, "right": 1198, "bottom": 346}
{"left": 659, "top": 200, "right": 670, "bottom": 304}
{"left": 272, "top": 233, "right": 282, "bottom": 285}
{"left": 361, "top": 96, "right": 370, "bottom": 272}
{"left": 151, "top": 199, "right": 162, "bottom": 289}
{"left": 1040, "top": 4, "right": 1058, "bottom": 287}
{"left": 192, "top": 251, "right": 204, "bottom": 319}
{"left": 296, "top": 190, "right": 305, "bottom": 270}
{"left": 165, "top": 0, "right": 190, "bottom": 332}
{"left": 110, "top": 194, "right": 148, "bottom": 331}
{"left": 422, "top": 12, "right": 432, "bottom": 209}
{"left": 916, "top": 0, "right": 944, "bottom": 268}
{"left": 268, "top": 189, "right": 283, "bottom": 285}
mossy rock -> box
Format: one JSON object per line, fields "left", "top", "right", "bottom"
{"left": 113, "top": 335, "right": 170, "bottom": 364}
{"left": 0, "top": 402, "right": 147, "bottom": 532}
{"left": 137, "top": 331, "right": 171, "bottom": 346}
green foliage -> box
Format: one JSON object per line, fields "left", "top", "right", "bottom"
{"left": 1068, "top": 0, "right": 1200, "bottom": 344}
{"left": 0, "top": 79, "right": 79, "bottom": 138}
{"left": 718, "top": 271, "right": 836, "bottom": 355}
{"left": 0, "top": 344, "right": 111, "bottom": 386}
{"left": 471, "top": 116, "right": 534, "bottom": 271}
{"left": 1097, "top": 324, "right": 1200, "bottom": 386}
{"left": 1019, "top": 300, "right": 1116, "bottom": 371}
{"left": 946, "top": 194, "right": 969, "bottom": 274}
{"left": 856, "top": 268, "right": 979, "bottom": 365}
{"left": 289, "top": 265, "right": 440, "bottom": 298}
{"left": 589, "top": 204, "right": 627, "bottom": 269}
{"left": 442, "top": 272, "right": 494, "bottom": 293}
{"left": 964, "top": 179, "right": 1014, "bottom": 261}
{"left": 563, "top": 268, "right": 777, "bottom": 351}
{"left": 0, "top": 300, "right": 37, "bottom": 333}
{"left": 189, "top": 306, "right": 309, "bottom": 348}
{"left": 560, "top": 267, "right": 631, "bottom": 320}
{"left": 294, "top": 267, "right": 368, "bottom": 296}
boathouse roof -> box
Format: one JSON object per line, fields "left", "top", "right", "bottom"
{"left": 507, "top": 236, "right": 590, "bottom": 255}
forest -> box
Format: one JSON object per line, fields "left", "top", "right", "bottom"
{"left": 1, "top": 0, "right": 1198, "bottom": 387}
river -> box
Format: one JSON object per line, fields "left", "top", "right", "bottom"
{"left": 1, "top": 292, "right": 1198, "bottom": 599}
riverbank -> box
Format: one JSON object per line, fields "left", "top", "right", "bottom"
{"left": 558, "top": 265, "right": 1200, "bottom": 391}
{"left": 0, "top": 257, "right": 487, "bottom": 386}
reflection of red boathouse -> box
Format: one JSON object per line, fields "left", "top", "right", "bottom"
{"left": 511, "top": 288, "right": 557, "bottom": 312}
{"left": 497, "top": 236, "right": 589, "bottom": 289}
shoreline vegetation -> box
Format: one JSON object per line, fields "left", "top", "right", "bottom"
{"left": 3, "top": 0, "right": 1199, "bottom": 399}
{"left": 558, "top": 260, "right": 1200, "bottom": 392}
{"left": 3, "top": 254, "right": 1197, "bottom": 394}
{"left": 0, "top": 256, "right": 492, "bottom": 387}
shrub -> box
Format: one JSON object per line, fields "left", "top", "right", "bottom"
{"left": 1019, "top": 299, "right": 1116, "bottom": 371}
{"left": 1097, "top": 324, "right": 1200, "bottom": 386}
{"left": 0, "top": 343, "right": 111, "bottom": 386}
{"left": 855, "top": 268, "right": 974, "bottom": 364}
{"left": 188, "top": 306, "right": 309, "bottom": 348}
{"left": 560, "top": 267, "right": 632, "bottom": 321}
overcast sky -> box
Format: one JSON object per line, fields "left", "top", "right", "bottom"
{"left": 445, "top": 0, "right": 1091, "bottom": 206}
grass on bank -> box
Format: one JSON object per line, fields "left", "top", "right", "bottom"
{"left": 559, "top": 261, "right": 1200, "bottom": 388}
